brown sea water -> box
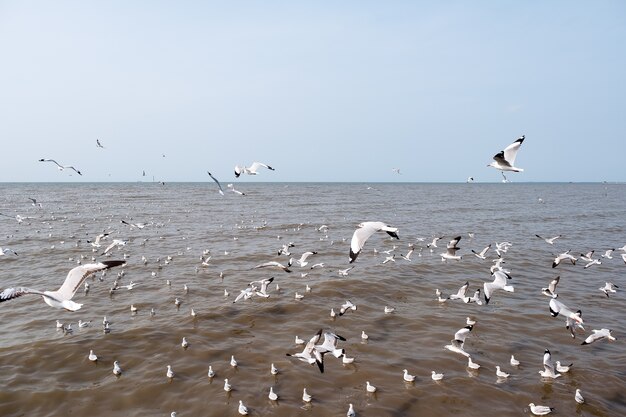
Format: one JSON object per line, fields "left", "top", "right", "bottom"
{"left": 0, "top": 182, "right": 624, "bottom": 417}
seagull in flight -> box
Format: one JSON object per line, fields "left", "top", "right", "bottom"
{"left": 471, "top": 244, "right": 491, "bottom": 260}
{"left": 96, "top": 139, "right": 105, "bottom": 148}
{"left": 0, "top": 247, "right": 18, "bottom": 256}
{"left": 0, "top": 260, "right": 125, "bottom": 311}
{"left": 581, "top": 328, "right": 616, "bottom": 345}
{"left": 552, "top": 251, "right": 577, "bottom": 268}
{"left": 234, "top": 162, "right": 275, "bottom": 177}
{"left": 349, "top": 221, "right": 399, "bottom": 263}
{"left": 483, "top": 270, "right": 514, "bottom": 304}
{"left": 599, "top": 282, "right": 618, "bottom": 297}
{"left": 441, "top": 236, "right": 462, "bottom": 261}
{"left": 227, "top": 183, "right": 245, "bottom": 195}
{"left": 536, "top": 234, "right": 561, "bottom": 245}
{"left": 487, "top": 135, "right": 525, "bottom": 176}
{"left": 549, "top": 295, "right": 583, "bottom": 324}
{"left": 541, "top": 276, "right": 560, "bottom": 297}
{"left": 39, "top": 159, "right": 82, "bottom": 176}
{"left": 207, "top": 172, "right": 225, "bottom": 196}
{"left": 445, "top": 325, "right": 473, "bottom": 357}
{"left": 253, "top": 261, "right": 292, "bottom": 273}
{"left": 286, "top": 329, "right": 324, "bottom": 373}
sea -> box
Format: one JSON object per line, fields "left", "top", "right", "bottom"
{"left": 0, "top": 182, "right": 624, "bottom": 417}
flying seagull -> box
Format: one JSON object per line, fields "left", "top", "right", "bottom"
{"left": 0, "top": 260, "right": 125, "bottom": 311}
{"left": 207, "top": 172, "right": 225, "bottom": 196}
{"left": 484, "top": 270, "right": 514, "bottom": 304}
{"left": 96, "top": 139, "right": 105, "bottom": 148}
{"left": 349, "top": 221, "right": 399, "bottom": 263}
{"left": 234, "top": 162, "right": 275, "bottom": 177}
{"left": 38, "top": 159, "right": 82, "bottom": 176}
{"left": 441, "top": 236, "right": 462, "bottom": 261}
{"left": 487, "top": 135, "right": 525, "bottom": 176}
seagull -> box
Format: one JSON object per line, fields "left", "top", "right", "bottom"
{"left": 431, "top": 371, "right": 444, "bottom": 381}
{"left": 113, "top": 361, "right": 122, "bottom": 376}
{"left": 580, "top": 250, "right": 595, "bottom": 263}
{"left": 584, "top": 258, "right": 601, "bottom": 269}
{"left": 181, "top": 337, "right": 189, "bottom": 348}
{"left": 467, "top": 357, "right": 481, "bottom": 369}
{"left": 253, "top": 261, "right": 292, "bottom": 273}
{"left": 427, "top": 236, "right": 444, "bottom": 250}
{"left": 449, "top": 281, "right": 469, "bottom": 300}
{"left": 444, "top": 325, "right": 473, "bottom": 358}
{"left": 0, "top": 247, "right": 18, "bottom": 256}
{"left": 601, "top": 249, "right": 615, "bottom": 259}
{"left": 541, "top": 276, "right": 560, "bottom": 297}
{"left": 230, "top": 355, "right": 237, "bottom": 367}
{"left": 207, "top": 172, "right": 225, "bottom": 196}
{"left": 286, "top": 329, "right": 324, "bottom": 373}
{"left": 471, "top": 244, "right": 491, "bottom": 260}
{"left": 346, "top": 403, "right": 356, "bottom": 417}
{"left": 528, "top": 403, "right": 554, "bottom": 415}
{"left": 510, "top": 355, "right": 520, "bottom": 366}
{"left": 539, "top": 349, "right": 561, "bottom": 379}
{"left": 207, "top": 366, "right": 215, "bottom": 378}
{"left": 463, "top": 289, "right": 482, "bottom": 305}
{"left": 226, "top": 183, "right": 245, "bottom": 195}
{"left": 566, "top": 311, "right": 585, "bottom": 339}
{"left": 549, "top": 295, "right": 583, "bottom": 324}
{"left": 302, "top": 388, "right": 312, "bottom": 402}
{"left": 314, "top": 331, "right": 346, "bottom": 359}
{"left": 366, "top": 381, "right": 377, "bottom": 393}
{"left": 552, "top": 251, "right": 577, "bottom": 268}
{"left": 384, "top": 306, "right": 395, "bottom": 314}
{"left": 96, "top": 139, "right": 105, "bottom": 148}
{"left": 441, "top": 236, "right": 462, "bottom": 261}
{"left": 238, "top": 400, "right": 248, "bottom": 415}
{"left": 223, "top": 379, "right": 232, "bottom": 391}
{"left": 555, "top": 361, "right": 572, "bottom": 373}
{"left": 337, "top": 266, "right": 355, "bottom": 276}
{"left": 28, "top": 197, "right": 42, "bottom": 208}
{"left": 270, "top": 363, "right": 279, "bottom": 375}
{"left": 581, "top": 328, "right": 616, "bottom": 345}
{"left": 536, "top": 234, "right": 561, "bottom": 245}
{"left": 339, "top": 300, "right": 357, "bottom": 316}
{"left": 599, "top": 282, "right": 618, "bottom": 297}
{"left": 295, "top": 251, "right": 317, "bottom": 267}
{"left": 349, "top": 221, "right": 399, "bottom": 263}
{"left": 88, "top": 350, "right": 98, "bottom": 362}
{"left": 39, "top": 158, "right": 82, "bottom": 175}
{"left": 166, "top": 365, "right": 175, "bottom": 379}
{"left": 403, "top": 369, "right": 416, "bottom": 382}
{"left": 484, "top": 270, "right": 514, "bottom": 304}
{"left": 87, "top": 233, "right": 109, "bottom": 248}
{"left": 495, "top": 366, "right": 509, "bottom": 378}
{"left": 361, "top": 330, "right": 369, "bottom": 340}
{"left": 575, "top": 388, "right": 585, "bottom": 404}
{"left": 268, "top": 386, "right": 278, "bottom": 401}
{"left": 0, "top": 260, "right": 125, "bottom": 311}
{"left": 234, "top": 162, "right": 275, "bottom": 177}
{"left": 102, "top": 239, "right": 128, "bottom": 255}
{"left": 487, "top": 135, "right": 525, "bottom": 175}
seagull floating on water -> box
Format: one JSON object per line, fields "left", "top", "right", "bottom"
{"left": 0, "top": 260, "right": 125, "bottom": 311}
{"left": 528, "top": 403, "right": 554, "bottom": 415}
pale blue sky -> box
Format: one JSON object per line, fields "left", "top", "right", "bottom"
{"left": 1, "top": 1, "right": 624, "bottom": 182}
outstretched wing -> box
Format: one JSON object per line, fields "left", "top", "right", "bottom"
{"left": 56, "top": 261, "right": 125, "bottom": 300}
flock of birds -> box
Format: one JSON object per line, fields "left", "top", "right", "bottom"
{"left": 2, "top": 135, "right": 623, "bottom": 416}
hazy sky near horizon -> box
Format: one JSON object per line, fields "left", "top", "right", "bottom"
{"left": 1, "top": 1, "right": 625, "bottom": 183}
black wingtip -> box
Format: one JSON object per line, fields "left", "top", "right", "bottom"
{"left": 102, "top": 260, "right": 126, "bottom": 269}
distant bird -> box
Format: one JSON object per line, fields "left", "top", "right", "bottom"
{"left": 528, "top": 403, "right": 554, "bottom": 415}
{"left": 227, "top": 183, "right": 245, "bottom": 195}
{"left": 302, "top": 388, "right": 312, "bottom": 402}
{"left": 471, "top": 244, "right": 491, "bottom": 260}
{"left": 552, "top": 251, "right": 577, "bottom": 268}
{"left": 575, "top": 388, "right": 585, "bottom": 404}
{"left": 487, "top": 135, "right": 525, "bottom": 176}
{"left": 88, "top": 350, "right": 98, "bottom": 362}
{"left": 495, "top": 366, "right": 509, "bottom": 378}
{"left": 581, "top": 328, "right": 616, "bottom": 345}
{"left": 253, "top": 261, "right": 292, "bottom": 273}
{"left": 234, "top": 162, "right": 275, "bottom": 177}
{"left": 555, "top": 361, "right": 572, "bottom": 373}
{"left": 346, "top": 403, "right": 356, "bottom": 417}
{"left": 96, "top": 139, "right": 105, "bottom": 148}
{"left": 366, "top": 381, "right": 377, "bottom": 393}
{"left": 223, "top": 379, "right": 232, "bottom": 391}
{"left": 426, "top": 236, "right": 444, "bottom": 249}
{"left": 0, "top": 247, "right": 18, "bottom": 256}
{"left": 38, "top": 158, "right": 82, "bottom": 175}
{"left": 441, "top": 236, "right": 462, "bottom": 261}
{"left": 230, "top": 355, "right": 237, "bottom": 367}
{"left": 599, "top": 282, "right": 618, "bottom": 297}
{"left": 536, "top": 234, "right": 561, "bottom": 245}
{"left": 237, "top": 400, "right": 248, "bottom": 415}
{"left": 449, "top": 281, "right": 469, "bottom": 301}
{"left": 295, "top": 251, "right": 317, "bottom": 267}
{"left": 113, "top": 360, "right": 122, "bottom": 376}
{"left": 349, "top": 221, "right": 399, "bottom": 263}
{"left": 166, "top": 365, "right": 175, "bottom": 379}
{"left": 549, "top": 295, "right": 584, "bottom": 324}
{"left": 392, "top": 168, "right": 401, "bottom": 175}
{"left": 207, "top": 172, "right": 225, "bottom": 196}
{"left": 510, "top": 355, "right": 520, "bottom": 366}
{"left": 268, "top": 386, "right": 278, "bottom": 401}
{"left": 403, "top": 369, "right": 416, "bottom": 382}
{"left": 384, "top": 306, "right": 395, "bottom": 314}
{"left": 431, "top": 371, "right": 444, "bottom": 381}
{"left": 181, "top": 337, "right": 189, "bottom": 348}
{"left": 286, "top": 329, "right": 324, "bottom": 373}
{"left": 207, "top": 366, "right": 215, "bottom": 378}
{"left": 337, "top": 267, "right": 355, "bottom": 277}
{"left": 467, "top": 357, "right": 481, "bottom": 369}
{"left": 0, "top": 260, "right": 125, "bottom": 311}
{"left": 339, "top": 300, "right": 357, "bottom": 316}
{"left": 541, "top": 276, "right": 560, "bottom": 297}
{"left": 28, "top": 197, "right": 42, "bottom": 208}
{"left": 601, "top": 249, "right": 615, "bottom": 259}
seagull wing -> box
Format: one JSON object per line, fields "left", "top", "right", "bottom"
{"left": 56, "top": 261, "right": 125, "bottom": 300}
{"left": 248, "top": 161, "right": 274, "bottom": 173}
{"left": 207, "top": 172, "right": 225, "bottom": 196}
{"left": 350, "top": 222, "right": 399, "bottom": 263}
{"left": 502, "top": 136, "right": 524, "bottom": 165}
{"left": 0, "top": 287, "right": 48, "bottom": 302}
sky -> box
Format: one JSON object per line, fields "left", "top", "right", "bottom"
{"left": 1, "top": 1, "right": 625, "bottom": 183}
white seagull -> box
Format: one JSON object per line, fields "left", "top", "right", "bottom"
{"left": 599, "top": 282, "right": 618, "bottom": 297}
{"left": 528, "top": 403, "right": 554, "bottom": 415}
{"left": 536, "top": 234, "right": 561, "bottom": 245}
{"left": 349, "top": 221, "right": 399, "bottom": 263}
{"left": 575, "top": 388, "right": 585, "bottom": 404}
{"left": 441, "top": 236, "right": 462, "bottom": 261}
{"left": 484, "top": 270, "right": 514, "bottom": 304}
{"left": 538, "top": 349, "right": 561, "bottom": 379}
{"left": 549, "top": 295, "right": 583, "bottom": 324}
{"left": 581, "top": 328, "right": 616, "bottom": 345}
{"left": 471, "top": 244, "right": 491, "bottom": 260}
{"left": 227, "top": 183, "right": 245, "bottom": 195}
{"left": 449, "top": 281, "right": 469, "bottom": 300}
{"left": 234, "top": 162, "right": 275, "bottom": 177}
{"left": 0, "top": 260, "right": 125, "bottom": 311}
{"left": 237, "top": 400, "right": 248, "bottom": 415}
{"left": 286, "top": 329, "right": 324, "bottom": 373}
{"left": 39, "top": 158, "right": 83, "bottom": 176}
{"left": 253, "top": 261, "right": 292, "bottom": 273}
{"left": 487, "top": 135, "right": 525, "bottom": 176}
{"left": 541, "top": 276, "right": 560, "bottom": 297}
{"left": 552, "top": 250, "right": 577, "bottom": 268}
